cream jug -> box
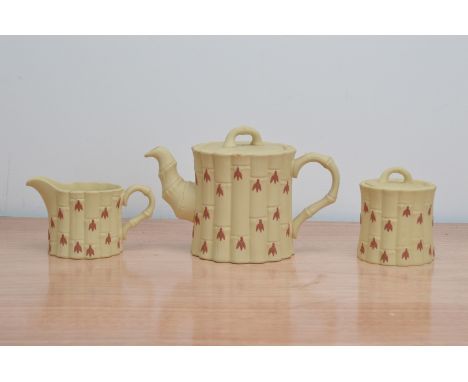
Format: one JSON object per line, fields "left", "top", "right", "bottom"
{"left": 145, "top": 126, "right": 340, "bottom": 263}
{"left": 27, "top": 177, "right": 155, "bottom": 259}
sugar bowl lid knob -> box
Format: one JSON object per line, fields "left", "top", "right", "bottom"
{"left": 378, "top": 167, "right": 414, "bottom": 183}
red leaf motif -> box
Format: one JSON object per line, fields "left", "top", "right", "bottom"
{"left": 101, "top": 208, "right": 109, "bottom": 219}
{"left": 50, "top": 218, "right": 55, "bottom": 228}
{"left": 203, "top": 206, "right": 210, "bottom": 220}
{"left": 370, "top": 211, "right": 376, "bottom": 223}
{"left": 88, "top": 219, "right": 97, "bottom": 231}
{"left": 360, "top": 243, "right": 365, "bottom": 254}
{"left": 417, "top": 240, "right": 423, "bottom": 251}
{"left": 270, "top": 170, "right": 279, "bottom": 184}
{"left": 236, "top": 236, "right": 246, "bottom": 251}
{"left": 273, "top": 207, "right": 280, "bottom": 221}
{"left": 370, "top": 237, "right": 378, "bottom": 249}
{"left": 74, "top": 242, "right": 82, "bottom": 253}
{"left": 363, "top": 203, "right": 369, "bottom": 213}
{"left": 203, "top": 169, "right": 211, "bottom": 182}
{"left": 403, "top": 206, "right": 411, "bottom": 217}
{"left": 233, "top": 167, "right": 243, "bottom": 181}
{"left": 74, "top": 200, "right": 83, "bottom": 212}
{"left": 216, "top": 227, "right": 225, "bottom": 241}
{"left": 216, "top": 184, "right": 224, "bottom": 197}
{"left": 286, "top": 224, "right": 290, "bottom": 237}
{"left": 380, "top": 251, "right": 389, "bottom": 263}
{"left": 417, "top": 213, "right": 423, "bottom": 224}
{"left": 201, "top": 241, "right": 208, "bottom": 254}
{"left": 86, "top": 245, "right": 95, "bottom": 257}
{"left": 256, "top": 219, "right": 264, "bottom": 232}
{"left": 268, "top": 243, "right": 277, "bottom": 256}
{"left": 105, "top": 233, "right": 112, "bottom": 245}
{"left": 194, "top": 213, "right": 200, "bottom": 225}
{"left": 283, "top": 181, "right": 289, "bottom": 194}
{"left": 384, "top": 220, "right": 393, "bottom": 232}
{"left": 252, "top": 179, "right": 262, "bottom": 192}
{"left": 402, "top": 248, "right": 409, "bottom": 260}
{"left": 58, "top": 208, "right": 64, "bottom": 220}
{"left": 60, "top": 234, "right": 67, "bottom": 246}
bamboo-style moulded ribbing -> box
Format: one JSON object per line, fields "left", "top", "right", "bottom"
{"left": 52, "top": 189, "right": 123, "bottom": 259}
{"left": 357, "top": 168, "right": 436, "bottom": 266}
{"left": 192, "top": 150, "right": 296, "bottom": 263}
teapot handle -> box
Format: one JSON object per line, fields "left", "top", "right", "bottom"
{"left": 121, "top": 185, "right": 156, "bottom": 239}
{"left": 223, "top": 126, "right": 264, "bottom": 148}
{"left": 291, "top": 153, "right": 340, "bottom": 238}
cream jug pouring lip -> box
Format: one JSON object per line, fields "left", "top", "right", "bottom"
{"left": 26, "top": 176, "right": 63, "bottom": 216}
{"left": 26, "top": 176, "right": 62, "bottom": 191}
{"left": 27, "top": 177, "right": 124, "bottom": 193}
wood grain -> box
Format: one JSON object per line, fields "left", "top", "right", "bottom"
{"left": 0, "top": 217, "right": 467, "bottom": 345}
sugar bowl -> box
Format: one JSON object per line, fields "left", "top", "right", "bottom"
{"left": 358, "top": 167, "right": 436, "bottom": 266}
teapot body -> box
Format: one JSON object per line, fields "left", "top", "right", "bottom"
{"left": 191, "top": 149, "right": 295, "bottom": 263}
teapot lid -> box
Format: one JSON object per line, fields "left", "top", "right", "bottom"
{"left": 360, "top": 167, "right": 436, "bottom": 191}
{"left": 192, "top": 126, "right": 295, "bottom": 156}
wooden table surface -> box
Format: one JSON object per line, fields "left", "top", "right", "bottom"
{"left": 0, "top": 217, "right": 467, "bottom": 345}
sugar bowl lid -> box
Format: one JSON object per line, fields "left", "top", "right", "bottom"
{"left": 192, "top": 126, "right": 296, "bottom": 156}
{"left": 360, "top": 167, "right": 436, "bottom": 191}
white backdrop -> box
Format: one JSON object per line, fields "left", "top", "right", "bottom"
{"left": 0, "top": 36, "right": 467, "bottom": 222}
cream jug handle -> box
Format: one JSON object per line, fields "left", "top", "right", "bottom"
{"left": 291, "top": 153, "right": 340, "bottom": 238}
{"left": 223, "top": 126, "right": 264, "bottom": 147}
{"left": 122, "top": 185, "right": 156, "bottom": 239}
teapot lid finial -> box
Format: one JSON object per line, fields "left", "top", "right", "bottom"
{"left": 192, "top": 126, "right": 295, "bottom": 156}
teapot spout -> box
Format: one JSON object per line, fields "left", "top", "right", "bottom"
{"left": 26, "top": 177, "right": 62, "bottom": 216}
{"left": 145, "top": 146, "right": 196, "bottom": 222}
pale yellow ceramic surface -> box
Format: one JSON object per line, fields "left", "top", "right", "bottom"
{"left": 27, "top": 177, "right": 155, "bottom": 259}
{"left": 145, "top": 126, "right": 340, "bottom": 263}
{"left": 358, "top": 167, "right": 436, "bottom": 266}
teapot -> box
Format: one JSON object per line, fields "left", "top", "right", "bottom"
{"left": 26, "top": 177, "right": 155, "bottom": 259}
{"left": 145, "top": 126, "right": 340, "bottom": 263}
